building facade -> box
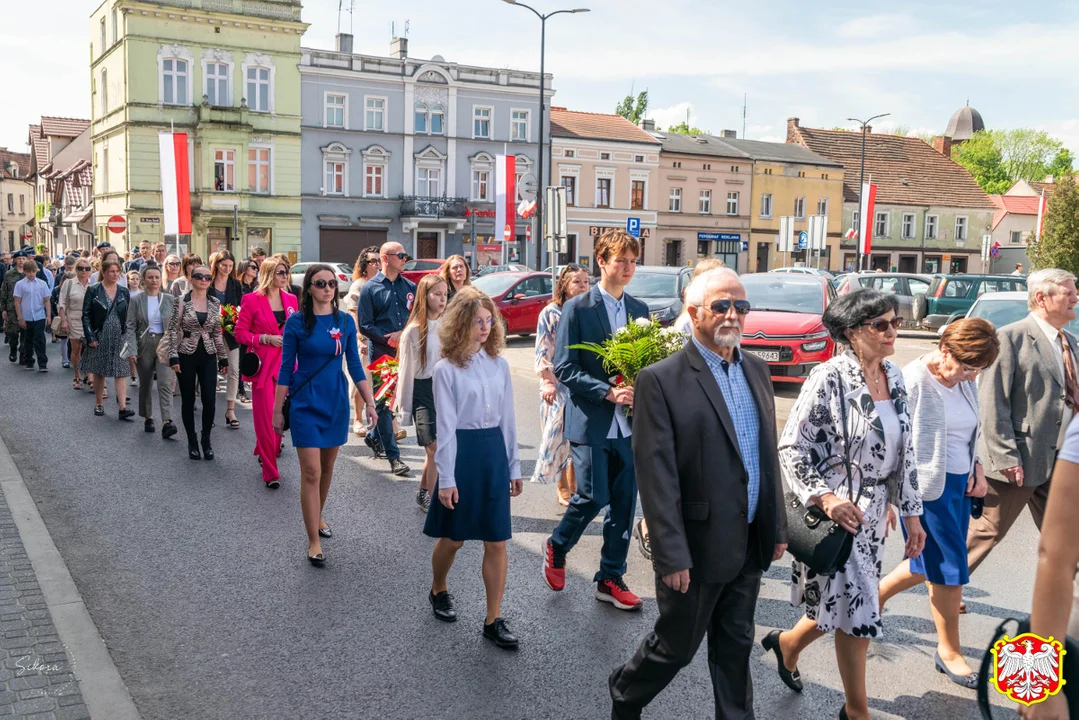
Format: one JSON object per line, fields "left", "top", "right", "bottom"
{"left": 550, "top": 109, "right": 659, "bottom": 271}
{"left": 0, "top": 150, "right": 33, "bottom": 253}
{"left": 90, "top": 0, "right": 307, "bottom": 259}
{"left": 27, "top": 118, "right": 91, "bottom": 252}
{"left": 299, "top": 35, "right": 548, "bottom": 266}
{"left": 788, "top": 118, "right": 995, "bottom": 274}
{"left": 42, "top": 127, "right": 96, "bottom": 252}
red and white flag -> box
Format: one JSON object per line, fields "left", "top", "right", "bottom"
{"left": 159, "top": 132, "right": 192, "bottom": 236}
{"left": 1037, "top": 190, "right": 1047, "bottom": 242}
{"left": 858, "top": 182, "right": 878, "bottom": 256}
{"left": 495, "top": 154, "right": 516, "bottom": 243}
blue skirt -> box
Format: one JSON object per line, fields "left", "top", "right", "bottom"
{"left": 423, "top": 428, "right": 511, "bottom": 542}
{"left": 907, "top": 471, "right": 971, "bottom": 586}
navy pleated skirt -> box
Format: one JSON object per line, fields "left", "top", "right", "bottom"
{"left": 907, "top": 471, "right": 971, "bottom": 586}
{"left": 423, "top": 427, "right": 511, "bottom": 542}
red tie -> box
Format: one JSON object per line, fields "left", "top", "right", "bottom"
{"left": 1059, "top": 332, "right": 1079, "bottom": 410}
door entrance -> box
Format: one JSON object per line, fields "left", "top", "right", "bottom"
{"left": 755, "top": 242, "right": 770, "bottom": 273}
{"left": 664, "top": 240, "right": 681, "bottom": 267}
{"left": 207, "top": 226, "right": 231, "bottom": 255}
{"left": 898, "top": 255, "right": 917, "bottom": 273}
{"left": 416, "top": 232, "right": 439, "bottom": 259}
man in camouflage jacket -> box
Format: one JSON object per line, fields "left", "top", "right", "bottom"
{"left": 0, "top": 254, "right": 27, "bottom": 361}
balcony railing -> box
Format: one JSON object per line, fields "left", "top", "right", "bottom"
{"left": 400, "top": 196, "right": 468, "bottom": 219}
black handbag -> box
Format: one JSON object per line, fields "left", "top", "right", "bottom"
{"left": 977, "top": 617, "right": 1079, "bottom": 718}
{"left": 784, "top": 375, "right": 862, "bottom": 577}
{"left": 281, "top": 352, "right": 340, "bottom": 432}
{"left": 239, "top": 349, "right": 261, "bottom": 378}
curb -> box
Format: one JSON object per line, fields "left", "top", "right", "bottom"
{"left": 0, "top": 439, "right": 141, "bottom": 719}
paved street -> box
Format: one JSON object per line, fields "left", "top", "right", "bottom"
{"left": 0, "top": 335, "right": 1038, "bottom": 719}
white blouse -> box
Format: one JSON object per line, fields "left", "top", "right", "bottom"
{"left": 876, "top": 400, "right": 902, "bottom": 476}
{"left": 433, "top": 350, "right": 521, "bottom": 489}
{"left": 395, "top": 318, "right": 442, "bottom": 425}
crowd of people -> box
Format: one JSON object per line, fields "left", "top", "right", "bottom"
{"left": 5, "top": 231, "right": 1079, "bottom": 717}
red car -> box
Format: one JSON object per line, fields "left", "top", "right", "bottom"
{"left": 472, "top": 271, "right": 553, "bottom": 336}
{"left": 401, "top": 258, "right": 446, "bottom": 285}
{"left": 739, "top": 274, "right": 836, "bottom": 383}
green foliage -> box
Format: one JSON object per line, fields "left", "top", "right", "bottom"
{"left": 954, "top": 129, "right": 1068, "bottom": 194}
{"left": 665, "top": 121, "right": 710, "bottom": 135}
{"left": 1031, "top": 174, "right": 1079, "bottom": 275}
{"left": 568, "top": 318, "right": 685, "bottom": 384}
{"left": 615, "top": 90, "right": 649, "bottom": 126}
{"left": 1048, "top": 149, "right": 1076, "bottom": 178}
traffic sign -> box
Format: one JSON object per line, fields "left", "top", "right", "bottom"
{"left": 503, "top": 224, "right": 513, "bottom": 242}
{"left": 798, "top": 230, "right": 808, "bottom": 250}
{"left": 626, "top": 217, "right": 641, "bottom": 238}
{"left": 518, "top": 172, "right": 538, "bottom": 202}
{"left": 990, "top": 242, "right": 1001, "bottom": 258}
{"left": 107, "top": 216, "right": 126, "bottom": 234}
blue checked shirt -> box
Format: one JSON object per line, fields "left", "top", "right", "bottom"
{"left": 598, "top": 284, "right": 632, "bottom": 440}
{"left": 692, "top": 337, "right": 760, "bottom": 522}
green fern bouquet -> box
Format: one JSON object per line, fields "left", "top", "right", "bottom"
{"left": 568, "top": 317, "right": 687, "bottom": 397}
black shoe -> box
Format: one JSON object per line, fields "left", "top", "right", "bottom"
{"left": 416, "top": 489, "right": 431, "bottom": 514}
{"left": 162, "top": 421, "right": 178, "bottom": 440}
{"left": 482, "top": 618, "right": 519, "bottom": 649}
{"left": 390, "top": 458, "right": 410, "bottom": 476}
{"left": 188, "top": 438, "right": 201, "bottom": 460}
{"left": 633, "top": 518, "right": 652, "bottom": 561}
{"left": 318, "top": 526, "right": 332, "bottom": 539}
{"left": 762, "top": 629, "right": 803, "bottom": 693}
{"left": 201, "top": 433, "right": 214, "bottom": 460}
{"left": 144, "top": 418, "right": 155, "bottom": 433}
{"left": 119, "top": 407, "right": 135, "bottom": 421}
{"left": 94, "top": 405, "right": 105, "bottom": 417}
{"left": 266, "top": 480, "right": 280, "bottom": 489}
{"left": 429, "top": 591, "right": 457, "bottom": 622}
{"left": 364, "top": 433, "right": 385, "bottom": 459}
{"left": 934, "top": 651, "right": 977, "bottom": 689}
{"left": 307, "top": 553, "right": 326, "bottom": 567}
{"left": 839, "top": 707, "right": 849, "bottom": 720}
{"left": 7, "top": 353, "right": 14, "bottom": 363}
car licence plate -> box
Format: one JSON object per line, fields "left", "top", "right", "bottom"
{"left": 745, "top": 349, "right": 780, "bottom": 362}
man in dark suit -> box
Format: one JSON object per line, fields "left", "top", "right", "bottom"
{"left": 543, "top": 229, "right": 649, "bottom": 611}
{"left": 609, "top": 268, "right": 787, "bottom": 720}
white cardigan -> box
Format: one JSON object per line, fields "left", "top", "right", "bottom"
{"left": 393, "top": 318, "right": 442, "bottom": 425}
{"left": 902, "top": 357, "right": 980, "bottom": 502}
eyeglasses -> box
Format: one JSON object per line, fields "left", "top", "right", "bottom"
{"left": 274, "top": 269, "right": 289, "bottom": 277}
{"left": 860, "top": 317, "right": 903, "bottom": 333}
{"left": 366, "top": 257, "right": 381, "bottom": 265}
{"left": 166, "top": 261, "right": 181, "bottom": 267}
{"left": 311, "top": 279, "right": 338, "bottom": 290}
{"left": 706, "top": 299, "right": 751, "bottom": 315}
{"left": 191, "top": 273, "right": 212, "bottom": 282}
{"left": 475, "top": 317, "right": 496, "bottom": 329}
{"left": 388, "top": 252, "right": 408, "bottom": 260}
{"left": 76, "top": 266, "right": 91, "bottom": 271}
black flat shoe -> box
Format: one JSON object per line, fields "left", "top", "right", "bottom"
{"left": 318, "top": 526, "right": 332, "bottom": 539}
{"left": 307, "top": 553, "right": 326, "bottom": 567}
{"left": 633, "top": 518, "right": 652, "bottom": 560}
{"left": 762, "top": 629, "right": 803, "bottom": 693}
{"left": 201, "top": 434, "right": 214, "bottom": 461}
{"left": 934, "top": 651, "right": 977, "bottom": 689}
{"left": 144, "top": 418, "right": 155, "bottom": 433}
{"left": 188, "top": 439, "right": 201, "bottom": 460}
{"left": 162, "top": 421, "right": 178, "bottom": 440}
{"left": 839, "top": 708, "right": 849, "bottom": 720}
{"left": 482, "top": 618, "right": 519, "bottom": 649}
{"left": 119, "top": 407, "right": 135, "bottom": 421}
{"left": 94, "top": 405, "right": 105, "bottom": 417}
{"left": 429, "top": 591, "right": 457, "bottom": 623}
{"left": 266, "top": 480, "right": 280, "bottom": 489}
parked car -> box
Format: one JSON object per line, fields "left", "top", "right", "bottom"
{"left": 937, "top": 291, "right": 1079, "bottom": 336}
{"left": 471, "top": 271, "right": 553, "bottom": 336}
{"left": 290, "top": 262, "right": 351, "bottom": 296}
{"left": 475, "top": 263, "right": 529, "bottom": 278}
{"left": 623, "top": 265, "right": 694, "bottom": 325}
{"left": 401, "top": 258, "right": 446, "bottom": 285}
{"left": 836, "top": 273, "right": 933, "bottom": 328}
{"left": 771, "top": 266, "right": 835, "bottom": 280}
{"left": 740, "top": 274, "right": 836, "bottom": 383}
{"left": 914, "top": 274, "right": 1028, "bottom": 330}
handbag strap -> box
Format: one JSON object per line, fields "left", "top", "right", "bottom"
{"left": 290, "top": 350, "right": 340, "bottom": 398}
{"left": 835, "top": 369, "right": 864, "bottom": 507}
{"left": 977, "top": 617, "right": 1021, "bottom": 719}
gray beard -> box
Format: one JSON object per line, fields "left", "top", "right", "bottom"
{"left": 714, "top": 327, "right": 741, "bottom": 348}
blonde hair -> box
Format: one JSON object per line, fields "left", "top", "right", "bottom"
{"left": 256, "top": 255, "right": 291, "bottom": 295}
{"left": 439, "top": 255, "right": 472, "bottom": 289}
{"left": 438, "top": 286, "right": 505, "bottom": 368}
{"left": 405, "top": 275, "right": 447, "bottom": 372}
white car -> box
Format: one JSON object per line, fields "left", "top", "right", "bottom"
{"left": 770, "top": 266, "right": 835, "bottom": 279}
{"left": 290, "top": 262, "right": 352, "bottom": 296}
{"left": 939, "top": 291, "right": 1079, "bottom": 336}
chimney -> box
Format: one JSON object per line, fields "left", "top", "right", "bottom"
{"left": 786, "top": 117, "right": 800, "bottom": 143}
{"left": 932, "top": 135, "right": 952, "bottom": 157}
{"left": 335, "top": 33, "right": 353, "bottom": 54}
{"left": 639, "top": 118, "right": 655, "bottom": 132}
{"left": 390, "top": 36, "right": 408, "bottom": 60}
{"left": 721, "top": 130, "right": 736, "bottom": 138}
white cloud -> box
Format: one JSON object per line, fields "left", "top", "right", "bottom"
{"left": 837, "top": 14, "right": 914, "bottom": 40}
{"left": 651, "top": 103, "right": 696, "bottom": 132}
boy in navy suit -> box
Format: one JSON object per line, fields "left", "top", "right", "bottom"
{"left": 543, "top": 230, "right": 648, "bottom": 611}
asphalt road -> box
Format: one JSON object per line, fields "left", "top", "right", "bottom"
{"left": 0, "top": 337, "right": 1037, "bottom": 719}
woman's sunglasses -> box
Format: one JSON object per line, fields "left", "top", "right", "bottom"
{"left": 860, "top": 317, "right": 903, "bottom": 333}
{"left": 274, "top": 269, "right": 289, "bottom": 277}
{"left": 191, "top": 272, "right": 212, "bottom": 282}
{"left": 311, "top": 279, "right": 338, "bottom": 290}
{"left": 167, "top": 261, "right": 181, "bottom": 267}
{"left": 76, "top": 266, "right": 91, "bottom": 272}
{"left": 707, "top": 299, "right": 751, "bottom": 315}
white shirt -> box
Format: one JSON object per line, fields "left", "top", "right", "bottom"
{"left": 1031, "top": 312, "right": 1076, "bottom": 447}
{"left": 597, "top": 284, "right": 632, "bottom": 440}
{"left": 146, "top": 294, "right": 164, "bottom": 334}
{"left": 395, "top": 318, "right": 442, "bottom": 425}
{"left": 89, "top": 271, "right": 128, "bottom": 288}
{"left": 433, "top": 350, "right": 521, "bottom": 489}
{"left": 876, "top": 400, "right": 902, "bottom": 477}
{"left": 929, "top": 374, "right": 979, "bottom": 474}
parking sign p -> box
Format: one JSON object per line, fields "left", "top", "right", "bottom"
{"left": 627, "top": 217, "right": 641, "bottom": 238}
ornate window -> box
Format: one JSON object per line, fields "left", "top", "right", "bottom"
{"left": 415, "top": 146, "right": 446, "bottom": 198}
{"left": 320, "top": 142, "right": 352, "bottom": 196}
{"left": 242, "top": 52, "right": 275, "bottom": 113}
{"left": 430, "top": 105, "right": 444, "bottom": 135}
{"left": 414, "top": 103, "right": 428, "bottom": 134}
{"left": 248, "top": 147, "right": 271, "bottom": 194}
{"left": 361, "top": 145, "right": 390, "bottom": 198}
{"left": 158, "top": 44, "right": 193, "bottom": 106}
{"left": 470, "top": 152, "right": 494, "bottom": 202}
{"left": 214, "top": 149, "right": 235, "bottom": 192}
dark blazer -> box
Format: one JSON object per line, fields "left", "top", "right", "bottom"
{"left": 209, "top": 275, "right": 245, "bottom": 350}
{"left": 81, "top": 283, "right": 131, "bottom": 345}
{"left": 553, "top": 284, "right": 649, "bottom": 445}
{"left": 632, "top": 340, "right": 787, "bottom": 584}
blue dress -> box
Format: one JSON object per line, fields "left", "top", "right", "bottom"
{"left": 278, "top": 312, "right": 366, "bottom": 448}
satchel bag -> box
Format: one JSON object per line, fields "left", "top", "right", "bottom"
{"left": 157, "top": 296, "right": 182, "bottom": 366}
{"left": 977, "top": 616, "right": 1079, "bottom": 718}
{"left": 281, "top": 351, "right": 340, "bottom": 432}
{"left": 239, "top": 350, "right": 261, "bottom": 378}
{"left": 784, "top": 372, "right": 863, "bottom": 577}
{"left": 50, "top": 316, "right": 65, "bottom": 337}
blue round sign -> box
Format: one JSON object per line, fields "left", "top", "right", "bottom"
{"left": 797, "top": 231, "right": 808, "bottom": 249}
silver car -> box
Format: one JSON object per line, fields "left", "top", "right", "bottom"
{"left": 939, "top": 291, "right": 1079, "bottom": 336}
{"left": 290, "top": 262, "right": 352, "bottom": 296}
{"left": 836, "top": 272, "right": 933, "bottom": 328}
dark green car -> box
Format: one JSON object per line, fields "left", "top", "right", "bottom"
{"left": 913, "top": 274, "right": 1027, "bottom": 330}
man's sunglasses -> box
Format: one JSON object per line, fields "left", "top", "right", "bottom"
{"left": 311, "top": 279, "right": 338, "bottom": 290}
{"left": 388, "top": 252, "right": 408, "bottom": 260}
{"left": 707, "top": 299, "right": 751, "bottom": 315}
{"left": 861, "top": 317, "right": 903, "bottom": 333}
{"left": 191, "top": 272, "right": 212, "bottom": 282}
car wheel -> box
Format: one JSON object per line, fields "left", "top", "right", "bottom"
{"left": 912, "top": 293, "right": 928, "bottom": 322}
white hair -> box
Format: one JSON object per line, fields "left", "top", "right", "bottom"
{"left": 685, "top": 268, "right": 741, "bottom": 308}
{"left": 1027, "top": 268, "right": 1077, "bottom": 310}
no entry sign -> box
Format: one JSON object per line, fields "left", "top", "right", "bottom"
{"left": 107, "top": 216, "right": 126, "bottom": 234}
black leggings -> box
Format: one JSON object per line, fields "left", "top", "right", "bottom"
{"left": 178, "top": 344, "right": 217, "bottom": 439}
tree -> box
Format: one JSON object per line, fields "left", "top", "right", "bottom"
{"left": 1047, "top": 148, "right": 1076, "bottom": 179}
{"left": 665, "top": 121, "right": 709, "bottom": 135}
{"left": 615, "top": 90, "right": 648, "bottom": 126}
{"left": 954, "top": 129, "right": 1068, "bottom": 194}
{"left": 952, "top": 133, "right": 1011, "bottom": 195}
{"left": 1031, "top": 174, "right": 1079, "bottom": 275}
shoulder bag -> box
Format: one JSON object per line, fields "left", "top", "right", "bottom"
{"left": 783, "top": 370, "right": 863, "bottom": 577}
{"left": 157, "top": 295, "right": 183, "bottom": 366}
{"left": 281, "top": 351, "right": 340, "bottom": 432}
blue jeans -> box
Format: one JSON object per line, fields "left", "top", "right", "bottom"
{"left": 371, "top": 406, "right": 399, "bottom": 461}
{"left": 551, "top": 436, "right": 637, "bottom": 582}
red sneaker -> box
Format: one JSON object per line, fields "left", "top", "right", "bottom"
{"left": 542, "top": 538, "right": 566, "bottom": 591}
{"left": 596, "top": 577, "right": 643, "bottom": 611}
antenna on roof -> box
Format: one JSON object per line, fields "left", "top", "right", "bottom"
{"left": 742, "top": 93, "right": 747, "bottom": 139}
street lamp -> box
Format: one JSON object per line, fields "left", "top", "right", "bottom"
{"left": 502, "top": 0, "right": 590, "bottom": 270}
{"left": 847, "top": 112, "right": 889, "bottom": 272}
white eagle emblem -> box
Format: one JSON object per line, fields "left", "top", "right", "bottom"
{"left": 995, "top": 638, "right": 1062, "bottom": 702}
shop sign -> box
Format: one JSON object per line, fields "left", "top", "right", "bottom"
{"left": 590, "top": 225, "right": 650, "bottom": 238}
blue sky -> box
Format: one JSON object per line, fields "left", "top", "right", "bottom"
{"left": 2, "top": 0, "right": 1076, "bottom": 156}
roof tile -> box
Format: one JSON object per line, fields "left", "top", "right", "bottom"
{"left": 38, "top": 117, "right": 90, "bottom": 139}
{"left": 549, "top": 108, "right": 660, "bottom": 145}
{"left": 0, "top": 150, "right": 31, "bottom": 181}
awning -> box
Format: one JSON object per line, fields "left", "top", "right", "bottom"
{"left": 62, "top": 207, "right": 93, "bottom": 224}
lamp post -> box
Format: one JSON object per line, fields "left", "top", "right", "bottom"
{"left": 501, "top": 1, "right": 590, "bottom": 270}
{"left": 847, "top": 112, "right": 889, "bottom": 272}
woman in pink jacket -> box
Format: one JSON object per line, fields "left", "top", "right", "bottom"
{"left": 234, "top": 256, "right": 298, "bottom": 487}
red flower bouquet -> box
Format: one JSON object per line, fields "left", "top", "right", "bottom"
{"left": 367, "top": 354, "right": 400, "bottom": 411}
{"left": 219, "top": 304, "right": 239, "bottom": 335}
